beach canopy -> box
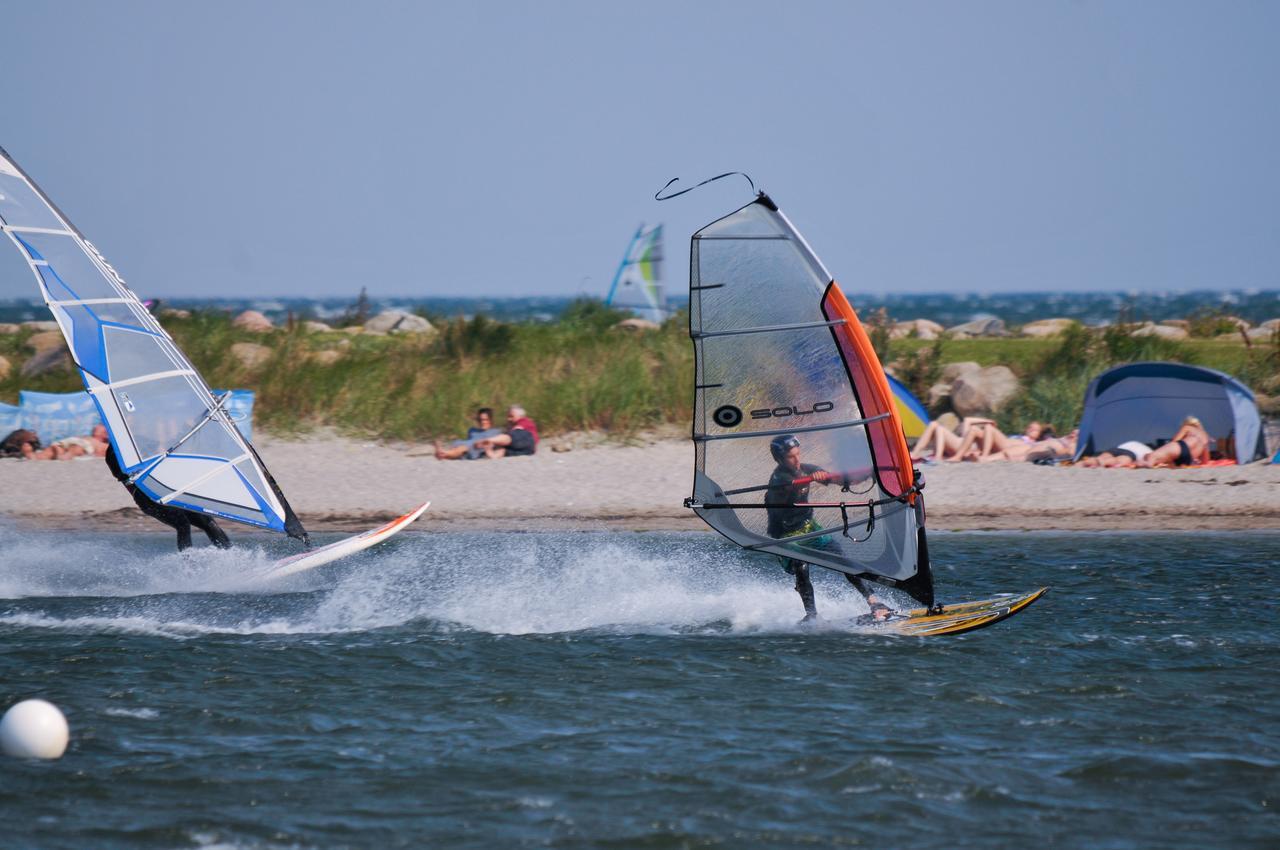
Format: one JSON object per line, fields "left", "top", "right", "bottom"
{"left": 1073, "top": 362, "right": 1265, "bottom": 465}
{"left": 886, "top": 374, "right": 928, "bottom": 441}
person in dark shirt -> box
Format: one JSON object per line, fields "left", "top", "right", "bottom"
{"left": 105, "top": 447, "right": 231, "bottom": 552}
{"left": 475, "top": 405, "right": 539, "bottom": 458}
{"left": 765, "top": 434, "right": 892, "bottom": 623}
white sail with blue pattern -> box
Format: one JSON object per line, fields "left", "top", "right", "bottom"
{"left": 0, "top": 146, "right": 306, "bottom": 539}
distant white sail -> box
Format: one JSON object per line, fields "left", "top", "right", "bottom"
{"left": 605, "top": 224, "right": 665, "bottom": 323}
{"left": 0, "top": 146, "right": 307, "bottom": 540}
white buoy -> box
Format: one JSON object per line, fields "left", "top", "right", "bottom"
{"left": 1, "top": 699, "right": 69, "bottom": 759}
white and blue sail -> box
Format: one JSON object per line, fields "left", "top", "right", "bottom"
{"left": 0, "top": 147, "right": 307, "bottom": 540}
{"left": 605, "top": 223, "right": 666, "bottom": 323}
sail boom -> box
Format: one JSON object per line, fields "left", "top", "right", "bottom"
{"left": 694, "top": 413, "right": 890, "bottom": 442}
{"left": 156, "top": 452, "right": 253, "bottom": 504}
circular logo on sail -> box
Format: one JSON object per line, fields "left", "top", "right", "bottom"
{"left": 713, "top": 405, "right": 742, "bottom": 428}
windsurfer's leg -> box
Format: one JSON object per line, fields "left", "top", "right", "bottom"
{"left": 190, "top": 513, "right": 232, "bottom": 549}
{"left": 845, "top": 574, "right": 892, "bottom": 620}
{"left": 785, "top": 560, "right": 817, "bottom": 620}
{"left": 130, "top": 490, "right": 193, "bottom": 551}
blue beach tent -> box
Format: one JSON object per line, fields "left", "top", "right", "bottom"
{"left": 1074, "top": 362, "right": 1266, "bottom": 465}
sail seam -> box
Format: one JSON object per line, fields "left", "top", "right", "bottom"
{"left": 156, "top": 452, "right": 252, "bottom": 504}
{"left": 694, "top": 412, "right": 890, "bottom": 442}
{"left": 49, "top": 297, "right": 134, "bottom": 306}
{"left": 88, "top": 369, "right": 197, "bottom": 392}
{"left": 693, "top": 319, "right": 845, "bottom": 339}
{"left": 1, "top": 225, "right": 74, "bottom": 236}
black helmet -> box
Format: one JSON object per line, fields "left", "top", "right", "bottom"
{"left": 769, "top": 434, "right": 799, "bottom": 462}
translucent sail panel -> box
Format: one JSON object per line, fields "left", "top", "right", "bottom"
{"left": 608, "top": 225, "right": 666, "bottom": 323}
{"left": 0, "top": 146, "right": 301, "bottom": 537}
{"left": 688, "top": 196, "right": 922, "bottom": 584}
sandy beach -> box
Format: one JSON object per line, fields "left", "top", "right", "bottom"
{"left": 2, "top": 432, "right": 1278, "bottom": 533}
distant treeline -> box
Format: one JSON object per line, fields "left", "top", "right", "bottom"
{"left": 2, "top": 289, "right": 1277, "bottom": 327}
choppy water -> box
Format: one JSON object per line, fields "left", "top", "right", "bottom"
{"left": 1, "top": 527, "right": 1276, "bottom": 849}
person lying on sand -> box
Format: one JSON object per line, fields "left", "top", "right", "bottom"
{"left": 1077, "top": 440, "right": 1153, "bottom": 468}
{"left": 1138, "top": 416, "right": 1212, "bottom": 468}
{"left": 1, "top": 425, "right": 111, "bottom": 460}
{"left": 979, "top": 429, "right": 1078, "bottom": 463}
{"left": 910, "top": 417, "right": 997, "bottom": 462}
{"left": 945, "top": 421, "right": 1053, "bottom": 463}
{"left": 474, "top": 405, "right": 539, "bottom": 458}
{"left": 434, "top": 407, "right": 503, "bottom": 460}
{"left": 0, "top": 429, "right": 44, "bottom": 459}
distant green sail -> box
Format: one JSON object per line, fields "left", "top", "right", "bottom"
{"left": 605, "top": 224, "right": 665, "bottom": 323}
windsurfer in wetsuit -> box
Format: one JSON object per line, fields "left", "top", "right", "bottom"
{"left": 105, "top": 447, "right": 232, "bottom": 552}
{"left": 765, "top": 434, "right": 892, "bottom": 623}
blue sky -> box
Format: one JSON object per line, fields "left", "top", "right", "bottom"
{"left": 1, "top": 1, "right": 1277, "bottom": 298}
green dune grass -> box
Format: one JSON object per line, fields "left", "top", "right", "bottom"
{"left": 2, "top": 305, "right": 1275, "bottom": 441}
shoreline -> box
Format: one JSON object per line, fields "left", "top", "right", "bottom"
{"left": 3, "top": 432, "right": 1278, "bottom": 534}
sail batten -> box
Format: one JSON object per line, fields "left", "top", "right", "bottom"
{"left": 686, "top": 193, "right": 930, "bottom": 603}
{"left": 0, "top": 145, "right": 306, "bottom": 540}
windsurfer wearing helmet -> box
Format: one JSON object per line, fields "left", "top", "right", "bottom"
{"left": 105, "top": 448, "right": 232, "bottom": 552}
{"left": 765, "top": 434, "right": 893, "bottom": 623}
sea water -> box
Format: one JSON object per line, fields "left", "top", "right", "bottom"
{"left": 0, "top": 528, "right": 1276, "bottom": 849}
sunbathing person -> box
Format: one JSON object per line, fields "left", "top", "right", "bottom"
{"left": 475, "top": 405, "right": 539, "bottom": 458}
{"left": 1138, "top": 417, "right": 1212, "bottom": 467}
{"left": 0, "top": 429, "right": 44, "bottom": 459}
{"left": 910, "top": 417, "right": 996, "bottom": 461}
{"left": 980, "top": 429, "right": 1078, "bottom": 463}
{"left": 946, "top": 421, "right": 1052, "bottom": 463}
{"left": 1077, "top": 441, "right": 1153, "bottom": 468}
{"left": 434, "top": 407, "right": 502, "bottom": 460}
{"left": 4, "top": 424, "right": 112, "bottom": 460}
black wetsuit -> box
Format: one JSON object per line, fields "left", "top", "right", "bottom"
{"left": 105, "top": 449, "right": 231, "bottom": 551}
{"left": 765, "top": 462, "right": 880, "bottom": 619}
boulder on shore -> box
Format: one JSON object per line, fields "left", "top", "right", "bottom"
{"left": 940, "top": 361, "right": 981, "bottom": 384}
{"left": 230, "top": 342, "right": 272, "bottom": 371}
{"left": 20, "top": 321, "right": 59, "bottom": 332}
{"left": 950, "top": 365, "right": 1020, "bottom": 417}
{"left": 364, "top": 310, "right": 435, "bottom": 335}
{"left": 0, "top": 354, "right": 10, "bottom": 381}
{"left": 614, "top": 318, "right": 660, "bottom": 332}
{"left": 890, "top": 319, "right": 944, "bottom": 340}
{"left": 25, "top": 331, "right": 67, "bottom": 355}
{"left": 946, "top": 318, "right": 1007, "bottom": 338}
{"left": 309, "top": 349, "right": 344, "bottom": 366}
{"left": 303, "top": 321, "right": 333, "bottom": 333}
{"left": 0, "top": 323, "right": 21, "bottom": 334}
{"left": 1130, "top": 322, "right": 1188, "bottom": 341}
{"left": 233, "top": 310, "right": 274, "bottom": 333}
{"left": 20, "top": 347, "right": 72, "bottom": 377}
{"left": 1020, "top": 318, "right": 1075, "bottom": 338}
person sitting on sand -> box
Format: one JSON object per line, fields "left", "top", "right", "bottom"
{"left": 434, "top": 407, "right": 503, "bottom": 460}
{"left": 1138, "top": 416, "right": 1213, "bottom": 468}
{"left": 910, "top": 417, "right": 998, "bottom": 462}
{"left": 474, "top": 405, "right": 539, "bottom": 459}
{"left": 945, "top": 421, "right": 1053, "bottom": 463}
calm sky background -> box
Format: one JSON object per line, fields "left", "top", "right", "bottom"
{"left": 1, "top": 1, "right": 1277, "bottom": 299}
